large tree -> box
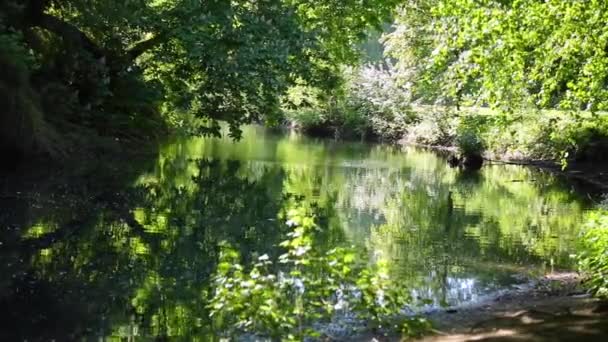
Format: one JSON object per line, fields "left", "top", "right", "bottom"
{"left": 0, "top": 0, "right": 398, "bottom": 147}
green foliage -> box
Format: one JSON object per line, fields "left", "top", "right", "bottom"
{"left": 344, "top": 64, "right": 416, "bottom": 140}
{"left": 1, "top": 0, "right": 400, "bottom": 155}
{"left": 476, "top": 112, "right": 608, "bottom": 163}
{"left": 209, "top": 200, "right": 425, "bottom": 339}
{"left": 404, "top": 108, "right": 456, "bottom": 146}
{"left": 386, "top": 0, "right": 608, "bottom": 112}
{"left": 399, "top": 106, "right": 608, "bottom": 166}
{"left": 455, "top": 116, "right": 487, "bottom": 156}
{"left": 579, "top": 209, "right": 608, "bottom": 298}
{"left": 283, "top": 80, "right": 365, "bottom": 138}
{"left": 376, "top": 0, "right": 608, "bottom": 166}
{"left": 276, "top": 0, "right": 608, "bottom": 171}
{"left": 455, "top": 129, "right": 484, "bottom": 157}
{"left": 283, "top": 84, "right": 332, "bottom": 130}
{"left": 0, "top": 28, "right": 63, "bottom": 157}
{"left": 0, "top": 30, "right": 34, "bottom": 74}
{"left": 283, "top": 64, "right": 416, "bottom": 141}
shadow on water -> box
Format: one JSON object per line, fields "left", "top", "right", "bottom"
{"left": 1, "top": 157, "right": 297, "bottom": 340}
{"left": 0, "top": 126, "right": 596, "bottom": 340}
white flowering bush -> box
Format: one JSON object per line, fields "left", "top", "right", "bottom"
{"left": 403, "top": 109, "right": 457, "bottom": 146}
{"left": 282, "top": 63, "right": 417, "bottom": 141}
{"left": 344, "top": 63, "right": 417, "bottom": 140}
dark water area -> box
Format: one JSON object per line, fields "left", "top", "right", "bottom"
{"left": 0, "top": 126, "right": 596, "bottom": 340}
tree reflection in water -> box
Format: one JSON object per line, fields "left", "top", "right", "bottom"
{"left": 0, "top": 126, "right": 592, "bottom": 340}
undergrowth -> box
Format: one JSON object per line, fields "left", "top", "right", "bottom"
{"left": 579, "top": 207, "right": 608, "bottom": 298}
{"left": 283, "top": 64, "right": 608, "bottom": 165}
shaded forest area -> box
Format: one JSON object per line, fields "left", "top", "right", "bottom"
{"left": 0, "top": 0, "right": 396, "bottom": 163}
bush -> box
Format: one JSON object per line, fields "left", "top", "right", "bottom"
{"left": 479, "top": 113, "right": 608, "bottom": 163}
{"left": 579, "top": 208, "right": 608, "bottom": 298}
{"left": 456, "top": 130, "right": 484, "bottom": 156}
{"left": 455, "top": 116, "right": 488, "bottom": 156}
{"left": 344, "top": 63, "right": 416, "bottom": 140}
{"left": 282, "top": 63, "right": 417, "bottom": 141}
{"left": 403, "top": 109, "right": 456, "bottom": 146}
{"left": 284, "top": 64, "right": 608, "bottom": 168}
{"left": 208, "top": 201, "right": 429, "bottom": 340}
{"left": 282, "top": 84, "right": 344, "bottom": 136}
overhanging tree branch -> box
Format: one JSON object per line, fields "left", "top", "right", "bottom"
{"left": 34, "top": 12, "right": 168, "bottom": 71}
{"left": 127, "top": 34, "right": 167, "bottom": 61}
{"left": 36, "top": 13, "right": 105, "bottom": 58}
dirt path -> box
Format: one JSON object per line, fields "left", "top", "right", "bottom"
{"left": 416, "top": 273, "right": 608, "bottom": 342}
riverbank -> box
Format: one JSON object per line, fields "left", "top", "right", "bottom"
{"left": 402, "top": 142, "right": 608, "bottom": 193}
{"left": 347, "top": 273, "right": 608, "bottom": 342}
{"left": 415, "top": 272, "right": 608, "bottom": 342}
{"left": 285, "top": 104, "right": 608, "bottom": 191}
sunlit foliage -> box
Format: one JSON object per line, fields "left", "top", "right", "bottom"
{"left": 385, "top": 0, "right": 608, "bottom": 112}
{"left": 209, "top": 201, "right": 424, "bottom": 340}
{"left": 283, "top": 64, "right": 416, "bottom": 140}
{"left": 579, "top": 209, "right": 608, "bottom": 298}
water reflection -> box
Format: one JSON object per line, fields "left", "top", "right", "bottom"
{"left": 0, "top": 126, "right": 591, "bottom": 340}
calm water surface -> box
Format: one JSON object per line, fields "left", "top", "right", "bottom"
{"left": 0, "top": 126, "right": 593, "bottom": 340}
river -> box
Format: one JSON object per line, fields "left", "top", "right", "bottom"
{"left": 0, "top": 126, "right": 595, "bottom": 340}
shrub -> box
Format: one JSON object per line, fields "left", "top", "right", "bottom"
{"left": 404, "top": 109, "right": 456, "bottom": 146}
{"left": 455, "top": 116, "right": 488, "bottom": 156}
{"left": 282, "top": 63, "right": 417, "bottom": 141}
{"left": 282, "top": 84, "right": 341, "bottom": 135}
{"left": 344, "top": 63, "right": 416, "bottom": 140}
{"left": 485, "top": 113, "right": 608, "bottom": 163}
{"left": 456, "top": 130, "right": 484, "bottom": 156}
{"left": 579, "top": 209, "right": 608, "bottom": 298}
{"left": 208, "top": 201, "right": 429, "bottom": 340}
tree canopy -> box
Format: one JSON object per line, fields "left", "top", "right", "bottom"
{"left": 385, "top": 0, "right": 608, "bottom": 112}
{"left": 0, "top": 0, "right": 398, "bottom": 152}
{"left": 3, "top": 0, "right": 608, "bottom": 158}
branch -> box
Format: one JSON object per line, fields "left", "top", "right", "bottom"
{"left": 127, "top": 34, "right": 167, "bottom": 61}
{"left": 33, "top": 12, "right": 169, "bottom": 71}
{"left": 36, "top": 13, "right": 105, "bottom": 58}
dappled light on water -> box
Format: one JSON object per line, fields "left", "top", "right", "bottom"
{"left": 0, "top": 126, "right": 592, "bottom": 340}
